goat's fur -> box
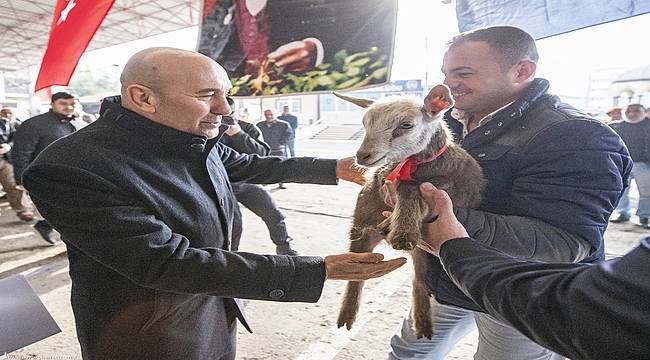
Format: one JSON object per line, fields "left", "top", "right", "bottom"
{"left": 335, "top": 85, "right": 485, "bottom": 339}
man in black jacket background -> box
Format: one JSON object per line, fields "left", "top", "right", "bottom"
{"left": 13, "top": 91, "right": 79, "bottom": 244}
{"left": 220, "top": 97, "right": 299, "bottom": 255}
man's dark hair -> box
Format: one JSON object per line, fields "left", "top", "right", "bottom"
{"left": 51, "top": 92, "right": 75, "bottom": 102}
{"left": 448, "top": 26, "right": 539, "bottom": 70}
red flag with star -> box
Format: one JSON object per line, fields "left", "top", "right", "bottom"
{"left": 34, "top": 0, "right": 116, "bottom": 91}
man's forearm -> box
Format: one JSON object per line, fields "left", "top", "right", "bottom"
{"left": 454, "top": 207, "right": 591, "bottom": 262}
{"left": 439, "top": 237, "right": 650, "bottom": 360}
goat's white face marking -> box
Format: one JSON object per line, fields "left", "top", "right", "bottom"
{"left": 355, "top": 98, "right": 442, "bottom": 167}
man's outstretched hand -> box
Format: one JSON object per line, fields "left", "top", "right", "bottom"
{"left": 324, "top": 252, "right": 406, "bottom": 280}
{"left": 336, "top": 156, "right": 367, "bottom": 185}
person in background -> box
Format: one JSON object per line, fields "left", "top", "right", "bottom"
{"left": 278, "top": 105, "right": 299, "bottom": 157}
{"left": 12, "top": 92, "right": 79, "bottom": 244}
{"left": 412, "top": 182, "right": 650, "bottom": 360}
{"left": 0, "top": 107, "right": 35, "bottom": 221}
{"left": 609, "top": 103, "right": 650, "bottom": 228}
{"left": 221, "top": 97, "right": 300, "bottom": 255}
{"left": 605, "top": 106, "right": 622, "bottom": 123}
{"left": 22, "top": 47, "right": 406, "bottom": 360}
{"left": 257, "top": 107, "right": 293, "bottom": 189}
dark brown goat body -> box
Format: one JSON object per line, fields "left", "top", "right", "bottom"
{"left": 335, "top": 86, "right": 485, "bottom": 338}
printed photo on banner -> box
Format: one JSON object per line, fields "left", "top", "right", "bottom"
{"left": 198, "top": 0, "right": 398, "bottom": 96}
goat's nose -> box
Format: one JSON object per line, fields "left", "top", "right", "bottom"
{"left": 356, "top": 151, "right": 372, "bottom": 164}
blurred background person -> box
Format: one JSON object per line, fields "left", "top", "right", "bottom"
{"left": 257, "top": 107, "right": 292, "bottom": 189}
{"left": 12, "top": 92, "right": 79, "bottom": 244}
{"left": 605, "top": 106, "right": 623, "bottom": 123}
{"left": 221, "top": 98, "right": 299, "bottom": 255}
{"left": 278, "top": 105, "right": 298, "bottom": 157}
{"left": 609, "top": 103, "right": 650, "bottom": 228}
{"left": 0, "top": 106, "right": 35, "bottom": 222}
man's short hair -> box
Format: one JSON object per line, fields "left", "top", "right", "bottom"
{"left": 51, "top": 92, "right": 75, "bottom": 102}
{"left": 448, "top": 26, "right": 539, "bottom": 70}
{"left": 263, "top": 107, "right": 275, "bottom": 114}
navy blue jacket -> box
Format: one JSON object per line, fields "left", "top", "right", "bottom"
{"left": 440, "top": 236, "right": 650, "bottom": 360}
{"left": 23, "top": 99, "right": 338, "bottom": 359}
{"left": 426, "top": 79, "right": 632, "bottom": 311}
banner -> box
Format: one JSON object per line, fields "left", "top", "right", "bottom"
{"left": 456, "top": 0, "right": 650, "bottom": 39}
{"left": 35, "top": 0, "right": 115, "bottom": 91}
{"left": 198, "top": 0, "right": 398, "bottom": 96}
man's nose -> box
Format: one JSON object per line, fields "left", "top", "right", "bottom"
{"left": 211, "top": 96, "right": 231, "bottom": 115}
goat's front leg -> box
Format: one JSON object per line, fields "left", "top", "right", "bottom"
{"left": 411, "top": 248, "right": 433, "bottom": 339}
{"left": 337, "top": 227, "right": 383, "bottom": 330}
{"left": 387, "top": 183, "right": 426, "bottom": 251}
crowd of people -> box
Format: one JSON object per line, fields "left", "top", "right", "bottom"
{"left": 1, "top": 24, "right": 649, "bottom": 360}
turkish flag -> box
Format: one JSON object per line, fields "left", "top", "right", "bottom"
{"left": 34, "top": 0, "right": 115, "bottom": 91}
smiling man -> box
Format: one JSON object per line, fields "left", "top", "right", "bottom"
{"left": 388, "top": 26, "right": 631, "bottom": 360}
{"left": 22, "top": 47, "right": 406, "bottom": 360}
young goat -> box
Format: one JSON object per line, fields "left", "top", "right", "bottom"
{"left": 334, "top": 84, "right": 485, "bottom": 339}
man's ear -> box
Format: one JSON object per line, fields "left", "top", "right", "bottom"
{"left": 125, "top": 84, "right": 156, "bottom": 114}
{"left": 423, "top": 84, "right": 454, "bottom": 117}
{"left": 514, "top": 60, "right": 536, "bottom": 83}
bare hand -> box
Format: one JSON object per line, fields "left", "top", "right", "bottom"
{"left": 0, "top": 143, "right": 10, "bottom": 155}
{"left": 224, "top": 124, "right": 242, "bottom": 136}
{"left": 381, "top": 180, "right": 399, "bottom": 208}
{"left": 336, "top": 156, "right": 367, "bottom": 185}
{"left": 418, "top": 183, "right": 469, "bottom": 256}
{"left": 324, "top": 252, "right": 406, "bottom": 280}
{"left": 268, "top": 40, "right": 317, "bottom": 72}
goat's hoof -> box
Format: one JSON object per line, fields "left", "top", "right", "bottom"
{"left": 414, "top": 315, "right": 434, "bottom": 339}
{"left": 414, "top": 326, "right": 433, "bottom": 340}
{"left": 377, "top": 218, "right": 391, "bottom": 236}
{"left": 337, "top": 313, "right": 356, "bottom": 330}
{"left": 391, "top": 241, "right": 415, "bottom": 251}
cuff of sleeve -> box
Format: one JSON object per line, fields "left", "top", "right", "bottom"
{"left": 303, "top": 37, "right": 324, "bottom": 66}
{"left": 299, "top": 158, "right": 338, "bottom": 185}
{"left": 287, "top": 256, "right": 326, "bottom": 302}
{"left": 264, "top": 255, "right": 326, "bottom": 303}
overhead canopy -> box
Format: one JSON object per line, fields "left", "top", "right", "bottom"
{"left": 0, "top": 0, "right": 200, "bottom": 72}
{"left": 456, "top": 0, "right": 650, "bottom": 39}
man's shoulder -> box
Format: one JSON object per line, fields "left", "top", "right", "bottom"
{"left": 275, "top": 119, "right": 291, "bottom": 127}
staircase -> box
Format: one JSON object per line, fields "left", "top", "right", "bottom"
{"left": 309, "top": 125, "right": 365, "bottom": 141}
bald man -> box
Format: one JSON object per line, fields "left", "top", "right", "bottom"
{"left": 22, "top": 48, "right": 406, "bottom": 360}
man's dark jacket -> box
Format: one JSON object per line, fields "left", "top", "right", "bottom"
{"left": 609, "top": 118, "right": 650, "bottom": 162}
{"left": 426, "top": 79, "right": 632, "bottom": 311}
{"left": 440, "top": 236, "right": 650, "bottom": 360}
{"left": 22, "top": 98, "right": 338, "bottom": 359}
{"left": 11, "top": 110, "right": 76, "bottom": 184}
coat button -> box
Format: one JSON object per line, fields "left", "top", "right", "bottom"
{"left": 477, "top": 153, "right": 486, "bottom": 158}
{"left": 484, "top": 130, "right": 491, "bottom": 135}
{"left": 269, "top": 289, "right": 285, "bottom": 299}
{"left": 497, "top": 122, "right": 503, "bottom": 126}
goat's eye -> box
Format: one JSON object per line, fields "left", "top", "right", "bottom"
{"left": 399, "top": 122, "right": 414, "bottom": 129}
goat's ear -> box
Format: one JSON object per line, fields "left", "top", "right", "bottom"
{"left": 423, "top": 84, "right": 454, "bottom": 116}
{"left": 332, "top": 92, "right": 374, "bottom": 108}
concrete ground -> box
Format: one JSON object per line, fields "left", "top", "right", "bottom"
{"left": 0, "top": 137, "right": 646, "bottom": 360}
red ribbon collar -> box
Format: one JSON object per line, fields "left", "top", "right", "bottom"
{"left": 385, "top": 144, "right": 449, "bottom": 182}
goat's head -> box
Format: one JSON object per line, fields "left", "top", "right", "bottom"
{"left": 334, "top": 84, "right": 454, "bottom": 167}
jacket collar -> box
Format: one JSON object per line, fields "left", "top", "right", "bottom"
{"left": 445, "top": 78, "right": 550, "bottom": 149}
{"left": 100, "top": 95, "right": 227, "bottom": 156}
